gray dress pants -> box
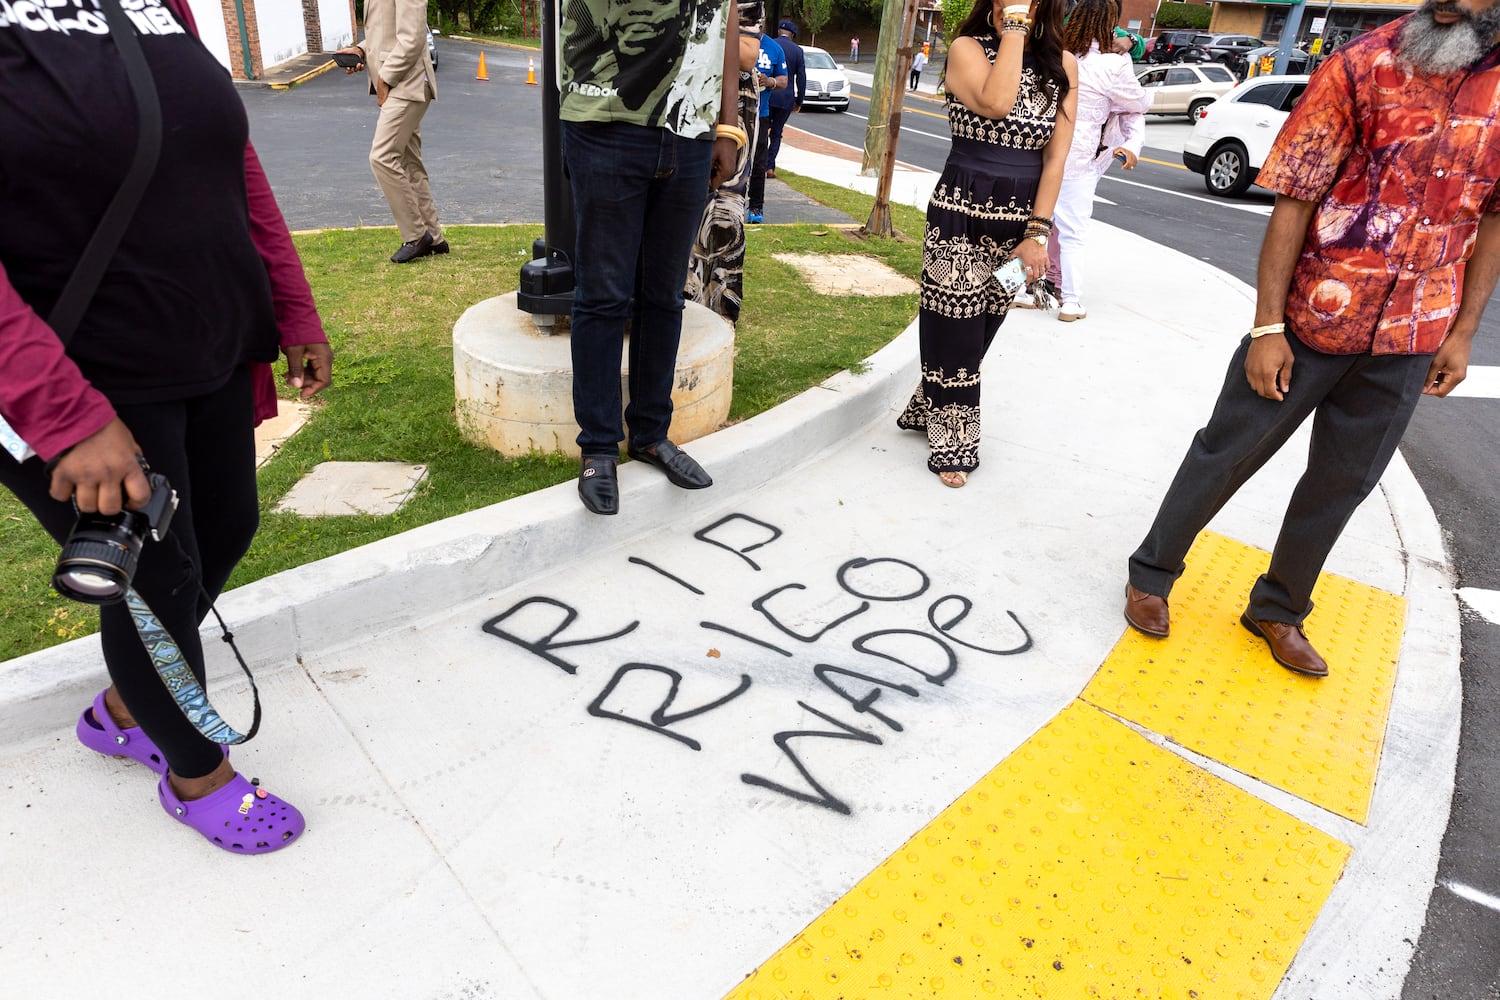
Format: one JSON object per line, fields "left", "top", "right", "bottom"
{"left": 1128, "top": 331, "right": 1429, "bottom": 623}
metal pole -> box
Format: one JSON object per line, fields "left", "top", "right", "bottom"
{"left": 1274, "top": 0, "right": 1307, "bottom": 75}
{"left": 517, "top": 0, "right": 575, "bottom": 326}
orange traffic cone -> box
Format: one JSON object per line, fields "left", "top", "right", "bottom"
{"left": 526, "top": 55, "right": 537, "bottom": 85}
{"left": 476, "top": 50, "right": 489, "bottom": 81}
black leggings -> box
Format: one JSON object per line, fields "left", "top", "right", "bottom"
{"left": 0, "top": 368, "right": 259, "bottom": 779}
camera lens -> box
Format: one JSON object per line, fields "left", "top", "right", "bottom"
{"left": 52, "top": 512, "right": 149, "bottom": 605}
{"left": 56, "top": 566, "right": 126, "bottom": 600}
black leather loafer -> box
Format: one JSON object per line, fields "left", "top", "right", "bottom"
{"left": 627, "top": 440, "right": 712, "bottom": 489}
{"left": 578, "top": 456, "right": 619, "bottom": 515}
{"left": 430, "top": 238, "right": 450, "bottom": 255}
{"left": 390, "top": 232, "right": 434, "bottom": 263}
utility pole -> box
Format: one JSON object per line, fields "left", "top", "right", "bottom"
{"left": 862, "top": 0, "right": 921, "bottom": 237}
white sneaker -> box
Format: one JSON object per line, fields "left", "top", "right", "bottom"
{"left": 1058, "top": 302, "right": 1087, "bottom": 322}
{"left": 1011, "top": 288, "right": 1036, "bottom": 309}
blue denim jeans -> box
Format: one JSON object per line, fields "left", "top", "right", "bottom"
{"left": 561, "top": 121, "right": 714, "bottom": 457}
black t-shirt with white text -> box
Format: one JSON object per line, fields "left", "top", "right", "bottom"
{"left": 0, "top": 0, "right": 279, "bottom": 404}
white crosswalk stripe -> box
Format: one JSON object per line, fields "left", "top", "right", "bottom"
{"left": 1443, "top": 879, "right": 1500, "bottom": 913}
{"left": 1457, "top": 587, "right": 1500, "bottom": 625}
{"left": 1449, "top": 365, "right": 1500, "bottom": 399}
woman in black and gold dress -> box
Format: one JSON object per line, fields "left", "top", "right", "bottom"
{"left": 897, "top": 0, "right": 1077, "bottom": 487}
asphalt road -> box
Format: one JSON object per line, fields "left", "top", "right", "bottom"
{"left": 242, "top": 38, "right": 1499, "bottom": 996}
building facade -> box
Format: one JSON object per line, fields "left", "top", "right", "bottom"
{"left": 184, "top": 0, "right": 357, "bottom": 81}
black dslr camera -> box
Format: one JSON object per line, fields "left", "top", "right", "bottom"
{"left": 52, "top": 458, "right": 178, "bottom": 605}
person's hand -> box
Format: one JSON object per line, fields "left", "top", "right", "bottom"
{"left": 1113, "top": 147, "right": 1138, "bottom": 169}
{"left": 710, "top": 138, "right": 737, "bottom": 191}
{"left": 335, "top": 45, "right": 364, "bottom": 73}
{"left": 375, "top": 76, "right": 390, "bottom": 106}
{"left": 285, "top": 342, "right": 334, "bottom": 399}
{"left": 1009, "top": 238, "right": 1047, "bottom": 284}
{"left": 993, "top": 0, "right": 1039, "bottom": 26}
{"left": 48, "top": 418, "right": 151, "bottom": 515}
{"left": 757, "top": 72, "right": 772, "bottom": 88}
{"left": 1422, "top": 335, "right": 1472, "bottom": 397}
{"left": 1245, "top": 334, "right": 1294, "bottom": 401}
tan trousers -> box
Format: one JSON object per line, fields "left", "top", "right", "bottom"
{"left": 369, "top": 95, "right": 443, "bottom": 244}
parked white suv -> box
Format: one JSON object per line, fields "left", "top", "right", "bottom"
{"left": 1182, "top": 75, "right": 1310, "bottom": 197}
{"left": 1136, "top": 63, "right": 1238, "bottom": 119}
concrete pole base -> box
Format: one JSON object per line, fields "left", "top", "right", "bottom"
{"left": 453, "top": 292, "right": 734, "bottom": 459}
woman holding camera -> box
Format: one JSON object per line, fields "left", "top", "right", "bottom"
{"left": 0, "top": 0, "right": 331, "bottom": 854}
{"left": 896, "top": 0, "right": 1077, "bottom": 487}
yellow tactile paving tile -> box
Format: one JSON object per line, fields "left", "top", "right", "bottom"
{"left": 1083, "top": 531, "right": 1405, "bottom": 823}
{"left": 725, "top": 702, "right": 1350, "bottom": 1000}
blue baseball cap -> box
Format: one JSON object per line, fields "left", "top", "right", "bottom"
{"left": 778, "top": 19, "right": 798, "bottom": 35}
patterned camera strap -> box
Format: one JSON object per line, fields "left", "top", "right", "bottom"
{"left": 125, "top": 588, "right": 261, "bottom": 745}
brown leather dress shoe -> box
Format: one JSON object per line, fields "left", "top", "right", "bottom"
{"left": 1240, "top": 613, "right": 1329, "bottom": 677}
{"left": 1124, "top": 584, "right": 1170, "bottom": 638}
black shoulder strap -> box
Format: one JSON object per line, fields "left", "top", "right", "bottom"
{"left": 47, "top": 0, "right": 163, "bottom": 345}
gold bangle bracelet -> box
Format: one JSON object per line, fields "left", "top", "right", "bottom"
{"left": 1249, "top": 322, "right": 1287, "bottom": 338}
{"left": 715, "top": 123, "right": 749, "bottom": 149}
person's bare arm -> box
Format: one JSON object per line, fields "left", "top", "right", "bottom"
{"left": 1245, "top": 195, "right": 1317, "bottom": 401}
{"left": 944, "top": 0, "right": 1032, "bottom": 119}
{"left": 1424, "top": 209, "right": 1500, "bottom": 395}
{"left": 710, "top": 8, "right": 740, "bottom": 190}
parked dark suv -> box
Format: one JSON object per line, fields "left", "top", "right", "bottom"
{"left": 1148, "top": 30, "right": 1204, "bottom": 64}
{"left": 1175, "top": 33, "right": 1266, "bottom": 73}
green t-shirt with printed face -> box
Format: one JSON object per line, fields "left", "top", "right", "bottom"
{"left": 560, "top": 0, "right": 729, "bottom": 138}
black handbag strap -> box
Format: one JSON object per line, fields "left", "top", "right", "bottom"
{"left": 48, "top": 0, "right": 163, "bottom": 345}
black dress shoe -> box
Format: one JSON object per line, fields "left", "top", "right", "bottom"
{"left": 430, "top": 238, "right": 450, "bottom": 254}
{"left": 627, "top": 440, "right": 712, "bottom": 489}
{"left": 390, "top": 232, "right": 434, "bottom": 263}
{"left": 578, "top": 456, "right": 619, "bottom": 515}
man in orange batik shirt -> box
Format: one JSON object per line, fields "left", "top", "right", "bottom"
{"left": 1122, "top": 0, "right": 1500, "bottom": 677}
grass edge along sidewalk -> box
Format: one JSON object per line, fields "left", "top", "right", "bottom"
{"left": 0, "top": 175, "right": 926, "bottom": 661}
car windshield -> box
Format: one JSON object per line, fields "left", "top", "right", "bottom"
{"left": 805, "top": 51, "right": 839, "bottom": 70}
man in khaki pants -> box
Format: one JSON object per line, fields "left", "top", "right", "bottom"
{"left": 337, "top": 0, "right": 446, "bottom": 263}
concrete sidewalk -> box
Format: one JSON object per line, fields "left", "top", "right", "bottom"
{"left": 0, "top": 138, "right": 1460, "bottom": 999}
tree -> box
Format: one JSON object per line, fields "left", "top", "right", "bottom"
{"left": 793, "top": 0, "right": 834, "bottom": 38}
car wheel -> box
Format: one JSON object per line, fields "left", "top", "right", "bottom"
{"left": 1187, "top": 98, "right": 1212, "bottom": 120}
{"left": 1203, "top": 141, "right": 1252, "bottom": 197}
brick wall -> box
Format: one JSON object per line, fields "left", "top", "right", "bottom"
{"left": 220, "top": 0, "right": 264, "bottom": 79}
{"left": 302, "top": 0, "right": 322, "bottom": 52}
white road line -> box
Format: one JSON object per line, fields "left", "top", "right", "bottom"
{"left": 1094, "top": 195, "right": 1118, "bottom": 206}
{"left": 1101, "top": 174, "right": 1275, "bottom": 215}
{"left": 1448, "top": 364, "right": 1500, "bottom": 399}
{"left": 1442, "top": 879, "right": 1500, "bottom": 912}
{"left": 1457, "top": 587, "right": 1500, "bottom": 625}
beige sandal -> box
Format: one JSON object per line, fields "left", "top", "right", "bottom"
{"left": 939, "top": 471, "right": 968, "bottom": 488}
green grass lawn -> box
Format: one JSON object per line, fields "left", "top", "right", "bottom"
{"left": 0, "top": 176, "right": 927, "bottom": 661}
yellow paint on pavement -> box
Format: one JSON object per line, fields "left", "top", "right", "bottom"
{"left": 725, "top": 701, "right": 1349, "bottom": 1000}
{"left": 1083, "top": 531, "right": 1404, "bottom": 824}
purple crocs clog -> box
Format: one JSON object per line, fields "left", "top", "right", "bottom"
{"left": 158, "top": 771, "right": 305, "bottom": 855}
{"left": 76, "top": 690, "right": 167, "bottom": 773}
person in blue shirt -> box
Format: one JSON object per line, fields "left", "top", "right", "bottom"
{"left": 765, "top": 20, "right": 806, "bottom": 179}
{"left": 747, "top": 30, "right": 787, "bottom": 224}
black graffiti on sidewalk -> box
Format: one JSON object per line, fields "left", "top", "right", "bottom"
{"left": 479, "top": 512, "right": 1033, "bottom": 816}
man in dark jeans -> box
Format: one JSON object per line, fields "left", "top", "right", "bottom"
{"left": 558, "top": 0, "right": 739, "bottom": 515}
{"left": 765, "top": 19, "right": 805, "bottom": 179}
